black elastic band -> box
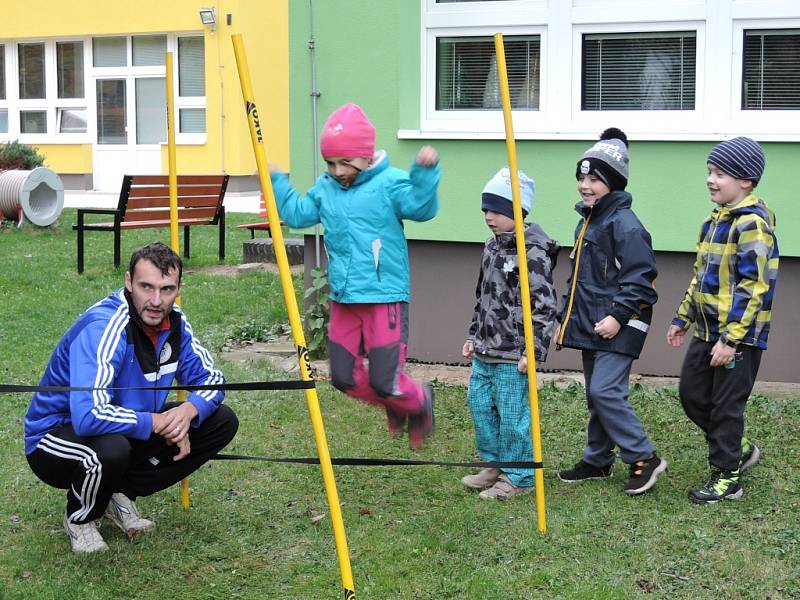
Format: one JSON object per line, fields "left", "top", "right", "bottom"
{"left": 0, "top": 380, "right": 315, "bottom": 394}
{"left": 214, "top": 453, "right": 544, "bottom": 470}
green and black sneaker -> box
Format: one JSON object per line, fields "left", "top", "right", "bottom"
{"left": 688, "top": 469, "right": 743, "bottom": 504}
{"left": 740, "top": 437, "right": 762, "bottom": 472}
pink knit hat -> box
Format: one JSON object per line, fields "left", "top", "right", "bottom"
{"left": 319, "top": 103, "right": 376, "bottom": 159}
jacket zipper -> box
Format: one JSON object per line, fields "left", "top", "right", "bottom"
{"left": 698, "top": 219, "right": 718, "bottom": 339}
{"left": 558, "top": 209, "right": 592, "bottom": 347}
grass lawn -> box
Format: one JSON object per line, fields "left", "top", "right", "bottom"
{"left": 1, "top": 210, "right": 798, "bottom": 599}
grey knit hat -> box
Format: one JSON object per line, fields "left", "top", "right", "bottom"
{"left": 708, "top": 136, "right": 766, "bottom": 186}
{"left": 576, "top": 128, "right": 630, "bottom": 191}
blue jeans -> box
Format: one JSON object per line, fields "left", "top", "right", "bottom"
{"left": 581, "top": 350, "right": 654, "bottom": 466}
{"left": 467, "top": 358, "right": 533, "bottom": 487}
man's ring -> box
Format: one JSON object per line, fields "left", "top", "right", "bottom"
{"left": 175, "top": 427, "right": 180, "bottom": 434}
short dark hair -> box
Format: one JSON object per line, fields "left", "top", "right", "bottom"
{"left": 129, "top": 242, "right": 183, "bottom": 281}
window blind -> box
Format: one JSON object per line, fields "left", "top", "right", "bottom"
{"left": 436, "top": 35, "right": 540, "bottom": 110}
{"left": 132, "top": 35, "right": 167, "bottom": 67}
{"left": 93, "top": 37, "right": 127, "bottom": 68}
{"left": 743, "top": 29, "right": 800, "bottom": 110}
{"left": 57, "top": 42, "right": 84, "bottom": 99}
{"left": 18, "top": 44, "right": 45, "bottom": 100}
{"left": 178, "top": 37, "right": 205, "bottom": 97}
{"left": 582, "top": 31, "right": 696, "bottom": 110}
{"left": 0, "top": 46, "right": 5, "bottom": 100}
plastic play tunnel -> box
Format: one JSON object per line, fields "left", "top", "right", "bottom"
{"left": 0, "top": 167, "right": 65, "bottom": 226}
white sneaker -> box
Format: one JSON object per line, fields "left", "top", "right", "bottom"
{"left": 63, "top": 512, "right": 109, "bottom": 554}
{"left": 105, "top": 493, "right": 155, "bottom": 537}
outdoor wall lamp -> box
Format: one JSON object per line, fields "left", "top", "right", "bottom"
{"left": 199, "top": 8, "right": 217, "bottom": 31}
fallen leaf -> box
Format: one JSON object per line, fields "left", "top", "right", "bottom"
{"left": 637, "top": 579, "right": 658, "bottom": 592}
{"left": 310, "top": 513, "right": 326, "bottom": 525}
{"left": 21, "top": 571, "right": 32, "bottom": 579}
{"left": 359, "top": 507, "right": 371, "bottom": 516}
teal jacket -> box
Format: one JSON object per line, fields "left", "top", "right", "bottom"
{"left": 271, "top": 152, "right": 439, "bottom": 303}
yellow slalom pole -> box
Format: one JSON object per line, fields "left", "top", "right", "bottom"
{"left": 231, "top": 34, "right": 356, "bottom": 598}
{"left": 494, "top": 33, "right": 547, "bottom": 534}
{"left": 166, "top": 52, "right": 191, "bottom": 510}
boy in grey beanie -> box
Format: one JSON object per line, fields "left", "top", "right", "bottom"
{"left": 558, "top": 128, "right": 666, "bottom": 496}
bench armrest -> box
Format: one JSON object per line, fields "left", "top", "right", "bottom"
{"left": 76, "top": 208, "right": 118, "bottom": 217}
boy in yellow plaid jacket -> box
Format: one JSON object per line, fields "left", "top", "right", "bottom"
{"left": 667, "top": 136, "right": 779, "bottom": 504}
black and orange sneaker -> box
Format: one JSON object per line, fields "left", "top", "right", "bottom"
{"left": 624, "top": 454, "right": 667, "bottom": 495}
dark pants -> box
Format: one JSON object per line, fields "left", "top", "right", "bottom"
{"left": 678, "top": 337, "right": 761, "bottom": 471}
{"left": 27, "top": 403, "right": 238, "bottom": 524}
{"left": 582, "top": 350, "right": 654, "bottom": 465}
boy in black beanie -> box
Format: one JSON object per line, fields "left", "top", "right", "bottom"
{"left": 556, "top": 128, "right": 667, "bottom": 496}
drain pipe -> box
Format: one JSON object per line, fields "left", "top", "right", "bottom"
{"left": 0, "top": 167, "right": 64, "bottom": 227}
{"left": 309, "top": 0, "right": 321, "bottom": 267}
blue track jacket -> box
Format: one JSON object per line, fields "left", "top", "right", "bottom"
{"left": 271, "top": 151, "right": 439, "bottom": 304}
{"left": 24, "top": 289, "right": 225, "bottom": 455}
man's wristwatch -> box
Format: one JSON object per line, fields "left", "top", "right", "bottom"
{"left": 720, "top": 335, "right": 738, "bottom": 349}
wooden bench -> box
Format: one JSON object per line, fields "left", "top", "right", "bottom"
{"left": 74, "top": 174, "right": 229, "bottom": 273}
{"left": 236, "top": 195, "right": 283, "bottom": 239}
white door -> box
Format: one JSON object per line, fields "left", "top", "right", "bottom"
{"left": 93, "top": 76, "right": 165, "bottom": 192}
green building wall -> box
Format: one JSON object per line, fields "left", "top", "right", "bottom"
{"left": 288, "top": 1, "right": 797, "bottom": 255}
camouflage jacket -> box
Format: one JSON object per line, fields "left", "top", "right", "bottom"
{"left": 467, "top": 223, "right": 560, "bottom": 362}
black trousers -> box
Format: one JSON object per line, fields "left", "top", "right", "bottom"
{"left": 27, "top": 403, "right": 238, "bottom": 524}
{"left": 678, "top": 337, "right": 761, "bottom": 471}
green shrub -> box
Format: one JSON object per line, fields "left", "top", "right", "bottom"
{"left": 0, "top": 141, "right": 46, "bottom": 170}
{"left": 304, "top": 266, "right": 330, "bottom": 359}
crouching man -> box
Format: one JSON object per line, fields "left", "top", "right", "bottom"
{"left": 24, "top": 242, "right": 238, "bottom": 553}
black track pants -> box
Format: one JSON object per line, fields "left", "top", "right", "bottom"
{"left": 27, "top": 403, "right": 238, "bottom": 524}
{"left": 678, "top": 337, "right": 761, "bottom": 471}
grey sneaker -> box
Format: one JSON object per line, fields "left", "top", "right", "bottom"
{"left": 63, "top": 512, "right": 108, "bottom": 554}
{"left": 740, "top": 438, "right": 761, "bottom": 472}
{"left": 461, "top": 468, "right": 501, "bottom": 490}
{"left": 478, "top": 474, "right": 533, "bottom": 501}
{"left": 105, "top": 493, "right": 155, "bottom": 537}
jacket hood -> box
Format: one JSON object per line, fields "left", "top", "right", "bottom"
{"left": 495, "top": 222, "right": 561, "bottom": 261}
{"left": 574, "top": 190, "right": 632, "bottom": 218}
{"left": 714, "top": 195, "right": 776, "bottom": 229}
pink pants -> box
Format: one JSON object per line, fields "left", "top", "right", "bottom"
{"left": 327, "top": 301, "right": 423, "bottom": 415}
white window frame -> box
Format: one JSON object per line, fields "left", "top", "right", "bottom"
{"left": 569, "top": 21, "right": 707, "bottom": 138}
{"left": 0, "top": 32, "right": 207, "bottom": 145}
{"left": 174, "top": 34, "right": 207, "bottom": 145}
{"left": 730, "top": 18, "right": 800, "bottom": 139}
{"left": 422, "top": 25, "right": 546, "bottom": 134}
{"left": 0, "top": 44, "right": 11, "bottom": 135}
{"left": 408, "top": 0, "right": 800, "bottom": 141}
